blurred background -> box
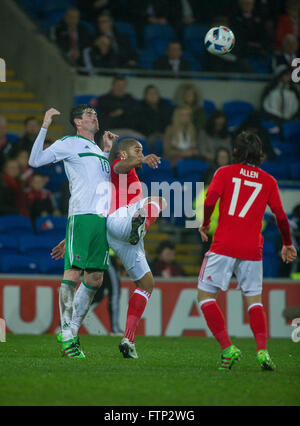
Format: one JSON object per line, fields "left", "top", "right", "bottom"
{"left": 0, "top": 0, "right": 299, "bottom": 280}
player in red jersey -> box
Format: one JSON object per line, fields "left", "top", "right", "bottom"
{"left": 197, "top": 131, "right": 297, "bottom": 371}
{"left": 107, "top": 138, "right": 166, "bottom": 359}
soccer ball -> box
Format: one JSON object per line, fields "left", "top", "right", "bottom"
{"left": 204, "top": 26, "right": 235, "bottom": 56}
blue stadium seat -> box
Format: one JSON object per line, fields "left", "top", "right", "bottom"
{"left": 0, "top": 215, "right": 33, "bottom": 235}
{"left": 154, "top": 138, "right": 164, "bottom": 157}
{"left": 73, "top": 95, "right": 98, "bottom": 107}
{"left": 144, "top": 24, "right": 176, "bottom": 47}
{"left": 261, "top": 120, "right": 281, "bottom": 142}
{"left": 183, "top": 24, "right": 209, "bottom": 58}
{"left": 223, "top": 100, "right": 254, "bottom": 131}
{"left": 141, "top": 159, "right": 174, "bottom": 184}
{"left": 117, "top": 136, "right": 151, "bottom": 156}
{"left": 182, "top": 51, "right": 201, "bottom": 72}
{"left": 114, "top": 21, "right": 137, "bottom": 49}
{"left": 18, "top": 235, "right": 59, "bottom": 258}
{"left": 0, "top": 255, "right": 39, "bottom": 274}
{"left": 0, "top": 235, "right": 19, "bottom": 258}
{"left": 36, "top": 216, "right": 67, "bottom": 233}
{"left": 137, "top": 48, "right": 157, "bottom": 69}
{"left": 38, "top": 255, "right": 64, "bottom": 275}
{"left": 263, "top": 242, "right": 279, "bottom": 277}
{"left": 176, "top": 159, "right": 210, "bottom": 182}
{"left": 260, "top": 161, "right": 290, "bottom": 180}
{"left": 246, "top": 55, "right": 272, "bottom": 74}
{"left": 43, "top": 163, "right": 68, "bottom": 193}
{"left": 272, "top": 141, "right": 300, "bottom": 161}
{"left": 282, "top": 121, "right": 300, "bottom": 142}
{"left": 149, "top": 38, "right": 172, "bottom": 57}
{"left": 203, "top": 99, "right": 217, "bottom": 118}
{"left": 290, "top": 162, "right": 300, "bottom": 180}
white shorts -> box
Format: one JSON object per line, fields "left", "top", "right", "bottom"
{"left": 107, "top": 198, "right": 150, "bottom": 281}
{"left": 198, "top": 251, "right": 263, "bottom": 297}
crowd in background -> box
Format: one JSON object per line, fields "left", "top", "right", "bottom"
{"left": 46, "top": 0, "right": 300, "bottom": 74}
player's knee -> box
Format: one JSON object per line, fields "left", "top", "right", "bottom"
{"left": 135, "top": 272, "right": 154, "bottom": 293}
{"left": 85, "top": 271, "right": 104, "bottom": 288}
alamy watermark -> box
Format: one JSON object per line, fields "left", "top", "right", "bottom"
{"left": 0, "top": 58, "right": 6, "bottom": 82}
{"left": 0, "top": 318, "right": 6, "bottom": 342}
{"left": 291, "top": 59, "right": 300, "bottom": 83}
{"left": 291, "top": 318, "right": 300, "bottom": 343}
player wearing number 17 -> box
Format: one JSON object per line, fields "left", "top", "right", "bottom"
{"left": 197, "top": 131, "right": 297, "bottom": 371}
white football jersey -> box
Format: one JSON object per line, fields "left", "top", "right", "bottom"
{"left": 48, "top": 135, "right": 111, "bottom": 217}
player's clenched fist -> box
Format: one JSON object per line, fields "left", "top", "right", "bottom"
{"left": 143, "top": 154, "right": 161, "bottom": 169}
{"left": 42, "top": 108, "right": 61, "bottom": 129}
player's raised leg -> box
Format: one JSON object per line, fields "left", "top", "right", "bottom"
{"left": 119, "top": 271, "right": 154, "bottom": 359}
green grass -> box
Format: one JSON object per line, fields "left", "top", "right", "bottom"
{"left": 0, "top": 335, "right": 299, "bottom": 406}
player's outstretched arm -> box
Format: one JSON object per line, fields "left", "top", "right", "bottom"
{"left": 29, "top": 108, "right": 61, "bottom": 168}
{"left": 143, "top": 154, "right": 161, "bottom": 169}
{"left": 281, "top": 245, "right": 297, "bottom": 264}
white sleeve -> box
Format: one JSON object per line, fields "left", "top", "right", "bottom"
{"left": 46, "top": 137, "right": 73, "bottom": 163}
{"left": 28, "top": 128, "right": 57, "bottom": 167}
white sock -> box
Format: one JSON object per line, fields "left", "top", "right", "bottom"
{"left": 70, "top": 281, "right": 99, "bottom": 337}
{"left": 59, "top": 280, "right": 77, "bottom": 341}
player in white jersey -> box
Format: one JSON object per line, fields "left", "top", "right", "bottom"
{"left": 29, "top": 105, "right": 118, "bottom": 358}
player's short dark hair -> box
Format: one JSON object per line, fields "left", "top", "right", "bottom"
{"left": 70, "top": 104, "right": 97, "bottom": 128}
{"left": 108, "top": 137, "right": 142, "bottom": 163}
{"left": 232, "top": 131, "right": 264, "bottom": 167}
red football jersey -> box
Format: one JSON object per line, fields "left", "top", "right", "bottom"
{"left": 203, "top": 163, "right": 292, "bottom": 260}
{"left": 109, "top": 158, "right": 143, "bottom": 214}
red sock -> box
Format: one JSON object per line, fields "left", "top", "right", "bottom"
{"left": 144, "top": 201, "right": 161, "bottom": 231}
{"left": 124, "top": 289, "right": 151, "bottom": 343}
{"left": 248, "top": 304, "right": 267, "bottom": 351}
{"left": 200, "top": 300, "right": 232, "bottom": 350}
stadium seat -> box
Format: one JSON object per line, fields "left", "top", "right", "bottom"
{"left": 223, "top": 100, "right": 254, "bottom": 131}
{"left": 246, "top": 55, "right": 272, "bottom": 74}
{"left": 290, "top": 162, "right": 300, "bottom": 180}
{"left": 0, "top": 255, "right": 39, "bottom": 274}
{"left": 114, "top": 22, "right": 138, "bottom": 49}
{"left": 141, "top": 159, "right": 174, "bottom": 185}
{"left": 36, "top": 216, "right": 67, "bottom": 233}
{"left": 0, "top": 215, "right": 33, "bottom": 235}
{"left": 18, "top": 235, "right": 59, "bottom": 258}
{"left": 117, "top": 136, "right": 151, "bottom": 156}
{"left": 144, "top": 24, "right": 176, "bottom": 48}
{"left": 183, "top": 24, "right": 209, "bottom": 58}
{"left": 38, "top": 255, "right": 64, "bottom": 275}
{"left": 137, "top": 48, "right": 157, "bottom": 69}
{"left": 73, "top": 95, "right": 98, "bottom": 107}
{"left": 44, "top": 163, "right": 68, "bottom": 193}
{"left": 272, "top": 141, "right": 300, "bottom": 161}
{"left": 282, "top": 121, "right": 300, "bottom": 142}
{"left": 260, "top": 161, "right": 290, "bottom": 180}
{"left": 176, "top": 159, "right": 210, "bottom": 182}
{"left": 0, "top": 235, "right": 19, "bottom": 258}
{"left": 263, "top": 242, "right": 279, "bottom": 278}
{"left": 203, "top": 100, "right": 217, "bottom": 118}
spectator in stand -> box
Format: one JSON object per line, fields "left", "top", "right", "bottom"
{"left": 135, "top": 85, "right": 173, "bottom": 144}
{"left": 0, "top": 159, "right": 28, "bottom": 216}
{"left": 202, "top": 147, "right": 231, "bottom": 186}
{"left": 77, "top": 0, "right": 127, "bottom": 24}
{"left": 50, "top": 7, "right": 91, "bottom": 66}
{"left": 234, "top": 111, "right": 275, "bottom": 161}
{"left": 97, "top": 76, "right": 139, "bottom": 131}
{"left": 94, "top": 14, "right": 137, "bottom": 68}
{"left": 275, "top": 0, "right": 300, "bottom": 51}
{"left": 173, "top": 83, "right": 206, "bottom": 133}
{"left": 163, "top": 105, "right": 199, "bottom": 167}
{"left": 15, "top": 149, "right": 34, "bottom": 187}
{"left": 12, "top": 117, "right": 51, "bottom": 156}
{"left": 25, "top": 173, "right": 59, "bottom": 224}
{"left": 261, "top": 64, "right": 300, "bottom": 123}
{"left": 197, "top": 111, "right": 232, "bottom": 163}
{"left": 0, "top": 115, "right": 19, "bottom": 169}
{"left": 273, "top": 33, "right": 299, "bottom": 70}
{"left": 153, "top": 41, "right": 190, "bottom": 77}
{"left": 230, "top": 0, "right": 270, "bottom": 72}
{"left": 150, "top": 241, "right": 186, "bottom": 278}
{"left": 82, "top": 35, "right": 120, "bottom": 74}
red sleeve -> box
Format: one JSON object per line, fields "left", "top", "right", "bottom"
{"left": 111, "top": 158, "right": 122, "bottom": 174}
{"left": 268, "top": 182, "right": 292, "bottom": 246}
{"left": 203, "top": 168, "right": 224, "bottom": 227}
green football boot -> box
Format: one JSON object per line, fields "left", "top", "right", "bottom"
{"left": 56, "top": 332, "right": 63, "bottom": 344}
{"left": 218, "top": 345, "right": 241, "bottom": 371}
{"left": 257, "top": 349, "right": 275, "bottom": 371}
{"left": 61, "top": 337, "right": 85, "bottom": 359}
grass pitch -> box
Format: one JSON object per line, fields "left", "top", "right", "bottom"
{"left": 0, "top": 335, "right": 299, "bottom": 406}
